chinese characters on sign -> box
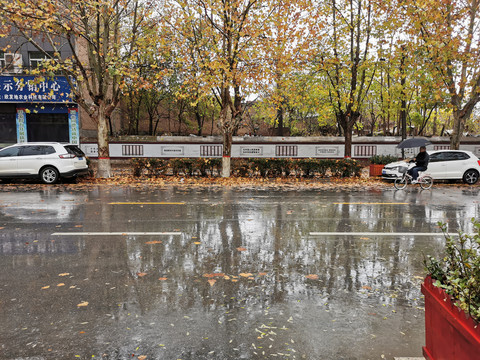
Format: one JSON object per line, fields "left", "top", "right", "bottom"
{"left": 68, "top": 108, "right": 79, "bottom": 145}
{"left": 0, "top": 76, "right": 75, "bottom": 103}
{"left": 16, "top": 109, "right": 27, "bottom": 143}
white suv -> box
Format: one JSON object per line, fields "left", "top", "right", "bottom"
{"left": 382, "top": 150, "right": 480, "bottom": 185}
{"left": 0, "top": 142, "right": 89, "bottom": 184}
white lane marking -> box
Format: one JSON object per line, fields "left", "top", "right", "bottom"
{"left": 52, "top": 232, "right": 182, "bottom": 236}
{"left": 309, "top": 232, "right": 446, "bottom": 237}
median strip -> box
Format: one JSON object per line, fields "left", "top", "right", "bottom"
{"left": 108, "top": 202, "right": 185, "bottom": 205}
{"left": 309, "top": 232, "right": 444, "bottom": 237}
{"left": 52, "top": 232, "right": 182, "bottom": 236}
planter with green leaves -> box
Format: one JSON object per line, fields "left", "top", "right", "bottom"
{"left": 369, "top": 155, "right": 398, "bottom": 176}
{"left": 422, "top": 221, "right": 480, "bottom": 360}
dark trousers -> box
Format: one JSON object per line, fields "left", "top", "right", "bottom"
{"left": 408, "top": 166, "right": 427, "bottom": 180}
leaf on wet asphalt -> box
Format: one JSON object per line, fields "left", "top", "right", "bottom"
{"left": 286, "top": 210, "right": 293, "bottom": 214}
{"left": 194, "top": 242, "right": 201, "bottom": 245}
{"left": 236, "top": 247, "right": 247, "bottom": 251}
{"left": 203, "top": 273, "right": 225, "bottom": 278}
{"left": 0, "top": 227, "right": 4, "bottom": 230}
{"left": 138, "top": 356, "right": 147, "bottom": 360}
{"left": 41, "top": 285, "right": 50, "bottom": 290}
{"left": 77, "top": 301, "right": 89, "bottom": 307}
{"left": 360, "top": 237, "right": 370, "bottom": 240}
{"left": 239, "top": 273, "right": 253, "bottom": 278}
{"left": 362, "top": 285, "right": 373, "bottom": 290}
{"left": 57, "top": 283, "right": 65, "bottom": 287}
{"left": 258, "top": 272, "right": 267, "bottom": 276}
{"left": 137, "top": 272, "right": 147, "bottom": 277}
{"left": 145, "top": 240, "right": 162, "bottom": 244}
{"left": 58, "top": 273, "right": 70, "bottom": 277}
{"left": 305, "top": 274, "right": 319, "bottom": 280}
{"left": 74, "top": 225, "right": 83, "bottom": 228}
{"left": 208, "top": 279, "right": 216, "bottom": 287}
{"left": 158, "top": 277, "right": 167, "bottom": 281}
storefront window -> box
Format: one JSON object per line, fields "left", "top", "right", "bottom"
{"left": 0, "top": 104, "right": 17, "bottom": 143}
{"left": 27, "top": 113, "right": 69, "bottom": 142}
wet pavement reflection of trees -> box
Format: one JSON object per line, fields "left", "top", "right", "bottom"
{"left": 0, "top": 186, "right": 478, "bottom": 359}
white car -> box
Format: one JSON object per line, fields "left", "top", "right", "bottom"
{"left": 382, "top": 150, "right": 480, "bottom": 184}
{"left": 0, "top": 142, "right": 89, "bottom": 184}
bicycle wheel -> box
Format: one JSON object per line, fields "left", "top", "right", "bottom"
{"left": 394, "top": 176, "right": 408, "bottom": 190}
{"left": 420, "top": 176, "right": 433, "bottom": 190}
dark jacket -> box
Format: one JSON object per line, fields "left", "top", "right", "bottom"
{"left": 416, "top": 151, "right": 429, "bottom": 167}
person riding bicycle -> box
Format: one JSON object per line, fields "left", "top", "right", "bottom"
{"left": 408, "top": 146, "right": 429, "bottom": 183}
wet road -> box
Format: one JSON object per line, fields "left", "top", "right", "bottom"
{"left": 0, "top": 185, "right": 478, "bottom": 360}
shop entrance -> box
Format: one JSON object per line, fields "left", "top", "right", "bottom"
{"left": 27, "top": 113, "right": 69, "bottom": 142}
{"left": 0, "top": 104, "right": 17, "bottom": 144}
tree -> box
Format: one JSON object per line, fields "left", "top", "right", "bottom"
{"left": 166, "top": 0, "right": 276, "bottom": 176}
{"left": 0, "top": 0, "right": 157, "bottom": 177}
{"left": 407, "top": 0, "right": 480, "bottom": 149}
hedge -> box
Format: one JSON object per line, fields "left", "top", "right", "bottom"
{"left": 131, "top": 158, "right": 362, "bottom": 178}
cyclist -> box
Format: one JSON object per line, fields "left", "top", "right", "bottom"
{"left": 409, "top": 146, "right": 429, "bottom": 183}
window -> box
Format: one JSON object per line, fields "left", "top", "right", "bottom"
{"left": 65, "top": 145, "right": 85, "bottom": 157}
{"left": 443, "top": 152, "right": 470, "bottom": 161}
{"left": 0, "top": 51, "right": 4, "bottom": 70}
{"left": 19, "top": 145, "right": 56, "bottom": 156}
{"left": 0, "top": 146, "right": 20, "bottom": 157}
{"left": 29, "top": 51, "right": 54, "bottom": 69}
{"left": 429, "top": 153, "right": 445, "bottom": 162}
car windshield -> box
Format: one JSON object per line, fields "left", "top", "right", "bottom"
{"left": 65, "top": 145, "right": 85, "bottom": 157}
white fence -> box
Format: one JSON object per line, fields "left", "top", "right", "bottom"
{"left": 80, "top": 136, "right": 480, "bottom": 159}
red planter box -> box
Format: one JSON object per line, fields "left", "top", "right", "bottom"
{"left": 369, "top": 164, "right": 384, "bottom": 177}
{"left": 422, "top": 276, "right": 480, "bottom": 360}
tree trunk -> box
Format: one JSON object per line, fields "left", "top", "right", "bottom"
{"left": 96, "top": 103, "right": 112, "bottom": 178}
{"left": 450, "top": 110, "right": 465, "bottom": 150}
{"left": 221, "top": 131, "right": 232, "bottom": 178}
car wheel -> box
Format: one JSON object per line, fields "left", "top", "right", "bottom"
{"left": 40, "top": 166, "right": 59, "bottom": 184}
{"left": 463, "top": 169, "right": 479, "bottom": 185}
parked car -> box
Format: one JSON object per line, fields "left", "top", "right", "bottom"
{"left": 382, "top": 150, "right": 480, "bottom": 184}
{"left": 0, "top": 142, "right": 89, "bottom": 184}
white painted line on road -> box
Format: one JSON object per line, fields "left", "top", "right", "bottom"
{"left": 52, "top": 232, "right": 182, "bottom": 236}
{"left": 309, "top": 232, "right": 445, "bottom": 237}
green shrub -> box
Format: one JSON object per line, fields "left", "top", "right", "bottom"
{"left": 370, "top": 154, "right": 398, "bottom": 165}
{"left": 424, "top": 220, "right": 480, "bottom": 322}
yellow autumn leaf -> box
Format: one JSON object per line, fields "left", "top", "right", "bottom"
{"left": 77, "top": 301, "right": 89, "bottom": 307}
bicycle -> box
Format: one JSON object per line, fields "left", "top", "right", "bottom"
{"left": 394, "top": 163, "right": 433, "bottom": 190}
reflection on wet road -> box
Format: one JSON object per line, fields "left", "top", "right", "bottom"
{"left": 0, "top": 186, "right": 478, "bottom": 359}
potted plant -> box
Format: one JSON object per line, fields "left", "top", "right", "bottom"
{"left": 368, "top": 155, "right": 398, "bottom": 176}
{"left": 422, "top": 220, "right": 480, "bottom": 360}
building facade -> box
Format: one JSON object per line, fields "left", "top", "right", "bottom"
{"left": 0, "top": 34, "right": 80, "bottom": 147}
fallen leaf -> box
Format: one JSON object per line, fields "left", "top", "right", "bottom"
{"left": 362, "top": 285, "right": 373, "bottom": 290}
{"left": 77, "top": 301, "right": 89, "bottom": 307}
{"left": 208, "top": 279, "right": 216, "bottom": 287}
{"left": 145, "top": 240, "right": 162, "bottom": 245}
{"left": 203, "top": 273, "right": 225, "bottom": 278}
{"left": 74, "top": 225, "right": 83, "bottom": 228}
{"left": 360, "top": 237, "right": 370, "bottom": 240}
{"left": 57, "top": 283, "right": 65, "bottom": 287}
{"left": 305, "top": 274, "right": 319, "bottom": 280}
{"left": 158, "top": 277, "right": 167, "bottom": 281}
{"left": 41, "top": 285, "right": 50, "bottom": 290}
{"left": 258, "top": 272, "right": 267, "bottom": 276}
{"left": 237, "top": 247, "right": 247, "bottom": 252}
{"left": 0, "top": 227, "right": 4, "bottom": 230}
{"left": 79, "top": 331, "right": 85, "bottom": 334}
{"left": 137, "top": 272, "right": 147, "bottom": 277}
{"left": 58, "top": 273, "right": 70, "bottom": 277}
{"left": 138, "top": 356, "right": 147, "bottom": 360}
{"left": 239, "top": 273, "right": 253, "bottom": 278}
{"left": 194, "top": 242, "right": 201, "bottom": 245}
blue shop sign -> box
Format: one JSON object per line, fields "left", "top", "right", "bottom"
{"left": 0, "top": 75, "right": 75, "bottom": 103}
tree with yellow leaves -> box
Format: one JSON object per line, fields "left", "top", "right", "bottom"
{"left": 0, "top": 0, "right": 159, "bottom": 177}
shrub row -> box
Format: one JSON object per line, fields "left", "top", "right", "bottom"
{"left": 131, "top": 157, "right": 362, "bottom": 178}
